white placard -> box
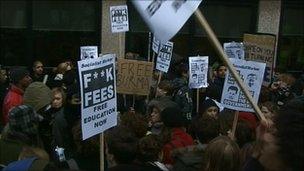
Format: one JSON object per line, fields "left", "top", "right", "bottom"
{"left": 156, "top": 41, "right": 174, "bottom": 73}
{"left": 221, "top": 58, "right": 266, "bottom": 112}
{"left": 223, "top": 42, "right": 245, "bottom": 59}
{"left": 110, "top": 5, "right": 129, "bottom": 33}
{"left": 152, "top": 36, "right": 160, "bottom": 53}
{"left": 189, "top": 56, "right": 209, "bottom": 89}
{"left": 132, "top": 0, "right": 202, "bottom": 43}
{"left": 80, "top": 46, "right": 98, "bottom": 60}
{"left": 78, "top": 55, "right": 117, "bottom": 140}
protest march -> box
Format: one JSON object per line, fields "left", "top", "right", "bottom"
{"left": 0, "top": 1, "right": 303, "bottom": 171}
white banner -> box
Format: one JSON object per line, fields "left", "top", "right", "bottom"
{"left": 110, "top": 5, "right": 129, "bottom": 33}
{"left": 80, "top": 46, "right": 98, "bottom": 60}
{"left": 223, "top": 42, "right": 245, "bottom": 59}
{"left": 156, "top": 41, "right": 174, "bottom": 73}
{"left": 78, "top": 55, "right": 117, "bottom": 140}
{"left": 152, "top": 36, "right": 160, "bottom": 53}
{"left": 221, "top": 58, "right": 266, "bottom": 112}
{"left": 189, "top": 56, "right": 208, "bottom": 89}
{"left": 132, "top": 0, "right": 202, "bottom": 43}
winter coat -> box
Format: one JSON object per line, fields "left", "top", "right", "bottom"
{"left": 172, "top": 78, "right": 193, "bottom": 121}
{"left": 162, "top": 128, "right": 194, "bottom": 165}
{"left": 2, "top": 85, "right": 24, "bottom": 125}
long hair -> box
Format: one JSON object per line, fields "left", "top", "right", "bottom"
{"left": 204, "top": 136, "right": 240, "bottom": 171}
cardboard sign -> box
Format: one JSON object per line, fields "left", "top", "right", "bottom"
{"left": 78, "top": 55, "right": 117, "bottom": 140}
{"left": 117, "top": 59, "right": 153, "bottom": 95}
{"left": 223, "top": 42, "right": 245, "bottom": 59}
{"left": 132, "top": 0, "right": 202, "bottom": 43}
{"left": 152, "top": 36, "right": 160, "bottom": 53}
{"left": 110, "top": 5, "right": 129, "bottom": 33}
{"left": 156, "top": 41, "right": 174, "bottom": 73}
{"left": 243, "top": 34, "right": 276, "bottom": 86}
{"left": 80, "top": 46, "right": 98, "bottom": 60}
{"left": 221, "top": 58, "right": 266, "bottom": 112}
{"left": 189, "top": 56, "right": 209, "bottom": 89}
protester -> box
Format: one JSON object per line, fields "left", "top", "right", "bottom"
{"left": 259, "top": 101, "right": 279, "bottom": 122}
{"left": 52, "top": 84, "right": 80, "bottom": 160}
{"left": 105, "top": 125, "right": 140, "bottom": 170}
{"left": 206, "top": 64, "right": 227, "bottom": 102}
{"left": 147, "top": 80, "right": 178, "bottom": 135}
{"left": 31, "top": 60, "right": 45, "bottom": 82}
{"left": 47, "top": 61, "right": 71, "bottom": 89}
{"left": 160, "top": 106, "right": 194, "bottom": 168}
{"left": 120, "top": 111, "right": 148, "bottom": 139}
{"left": 0, "top": 68, "right": 8, "bottom": 129}
{"left": 172, "top": 63, "right": 193, "bottom": 121}
{"left": 39, "top": 87, "right": 66, "bottom": 155}
{"left": 268, "top": 73, "right": 295, "bottom": 106}
{"left": 172, "top": 116, "right": 220, "bottom": 171}
{"left": 243, "top": 99, "right": 304, "bottom": 171}
{"left": 136, "top": 134, "right": 168, "bottom": 171}
{"left": 198, "top": 98, "right": 220, "bottom": 119}
{"left": 204, "top": 136, "right": 241, "bottom": 171}
{"left": 2, "top": 67, "right": 32, "bottom": 125}
{"left": 0, "top": 105, "right": 43, "bottom": 166}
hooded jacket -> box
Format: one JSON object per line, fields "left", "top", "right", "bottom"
{"left": 23, "top": 82, "right": 52, "bottom": 112}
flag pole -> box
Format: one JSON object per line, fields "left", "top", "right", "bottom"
{"left": 194, "top": 10, "right": 266, "bottom": 122}
{"left": 100, "top": 133, "right": 104, "bottom": 171}
{"left": 196, "top": 89, "right": 200, "bottom": 114}
{"left": 231, "top": 110, "right": 239, "bottom": 139}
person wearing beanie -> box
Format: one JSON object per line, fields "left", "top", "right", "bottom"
{"left": 160, "top": 106, "right": 194, "bottom": 168}
{"left": 199, "top": 98, "right": 220, "bottom": 119}
{"left": 2, "top": 67, "right": 32, "bottom": 125}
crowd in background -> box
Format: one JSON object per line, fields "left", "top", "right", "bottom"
{"left": 0, "top": 53, "right": 303, "bottom": 171}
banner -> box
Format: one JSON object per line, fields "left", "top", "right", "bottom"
{"left": 152, "top": 36, "right": 160, "bottom": 53}
{"left": 110, "top": 5, "right": 129, "bottom": 33}
{"left": 221, "top": 58, "right": 266, "bottom": 112}
{"left": 117, "top": 59, "right": 153, "bottom": 95}
{"left": 243, "top": 33, "right": 276, "bottom": 86}
{"left": 78, "top": 55, "right": 117, "bottom": 140}
{"left": 132, "top": 0, "right": 202, "bottom": 43}
{"left": 80, "top": 46, "right": 98, "bottom": 60}
{"left": 156, "top": 41, "right": 174, "bottom": 73}
{"left": 189, "top": 56, "right": 209, "bottom": 89}
{"left": 223, "top": 42, "right": 245, "bottom": 59}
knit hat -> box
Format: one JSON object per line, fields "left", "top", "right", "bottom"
{"left": 199, "top": 98, "right": 219, "bottom": 115}
{"left": 8, "top": 105, "right": 40, "bottom": 135}
{"left": 161, "top": 106, "right": 186, "bottom": 128}
{"left": 23, "top": 82, "right": 52, "bottom": 112}
{"left": 10, "top": 67, "right": 30, "bottom": 84}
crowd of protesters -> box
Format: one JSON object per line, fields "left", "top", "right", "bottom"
{"left": 0, "top": 53, "right": 303, "bottom": 171}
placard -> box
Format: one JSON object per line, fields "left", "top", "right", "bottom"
{"left": 221, "top": 58, "right": 266, "bottom": 112}
{"left": 80, "top": 46, "right": 98, "bottom": 60}
{"left": 243, "top": 33, "right": 276, "bottom": 86}
{"left": 78, "top": 56, "right": 117, "bottom": 140}
{"left": 117, "top": 59, "right": 153, "bottom": 95}
{"left": 132, "top": 0, "right": 202, "bottom": 43}
{"left": 156, "top": 41, "right": 174, "bottom": 73}
{"left": 223, "top": 42, "right": 245, "bottom": 59}
{"left": 189, "top": 56, "right": 209, "bottom": 89}
{"left": 110, "top": 5, "right": 129, "bottom": 33}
